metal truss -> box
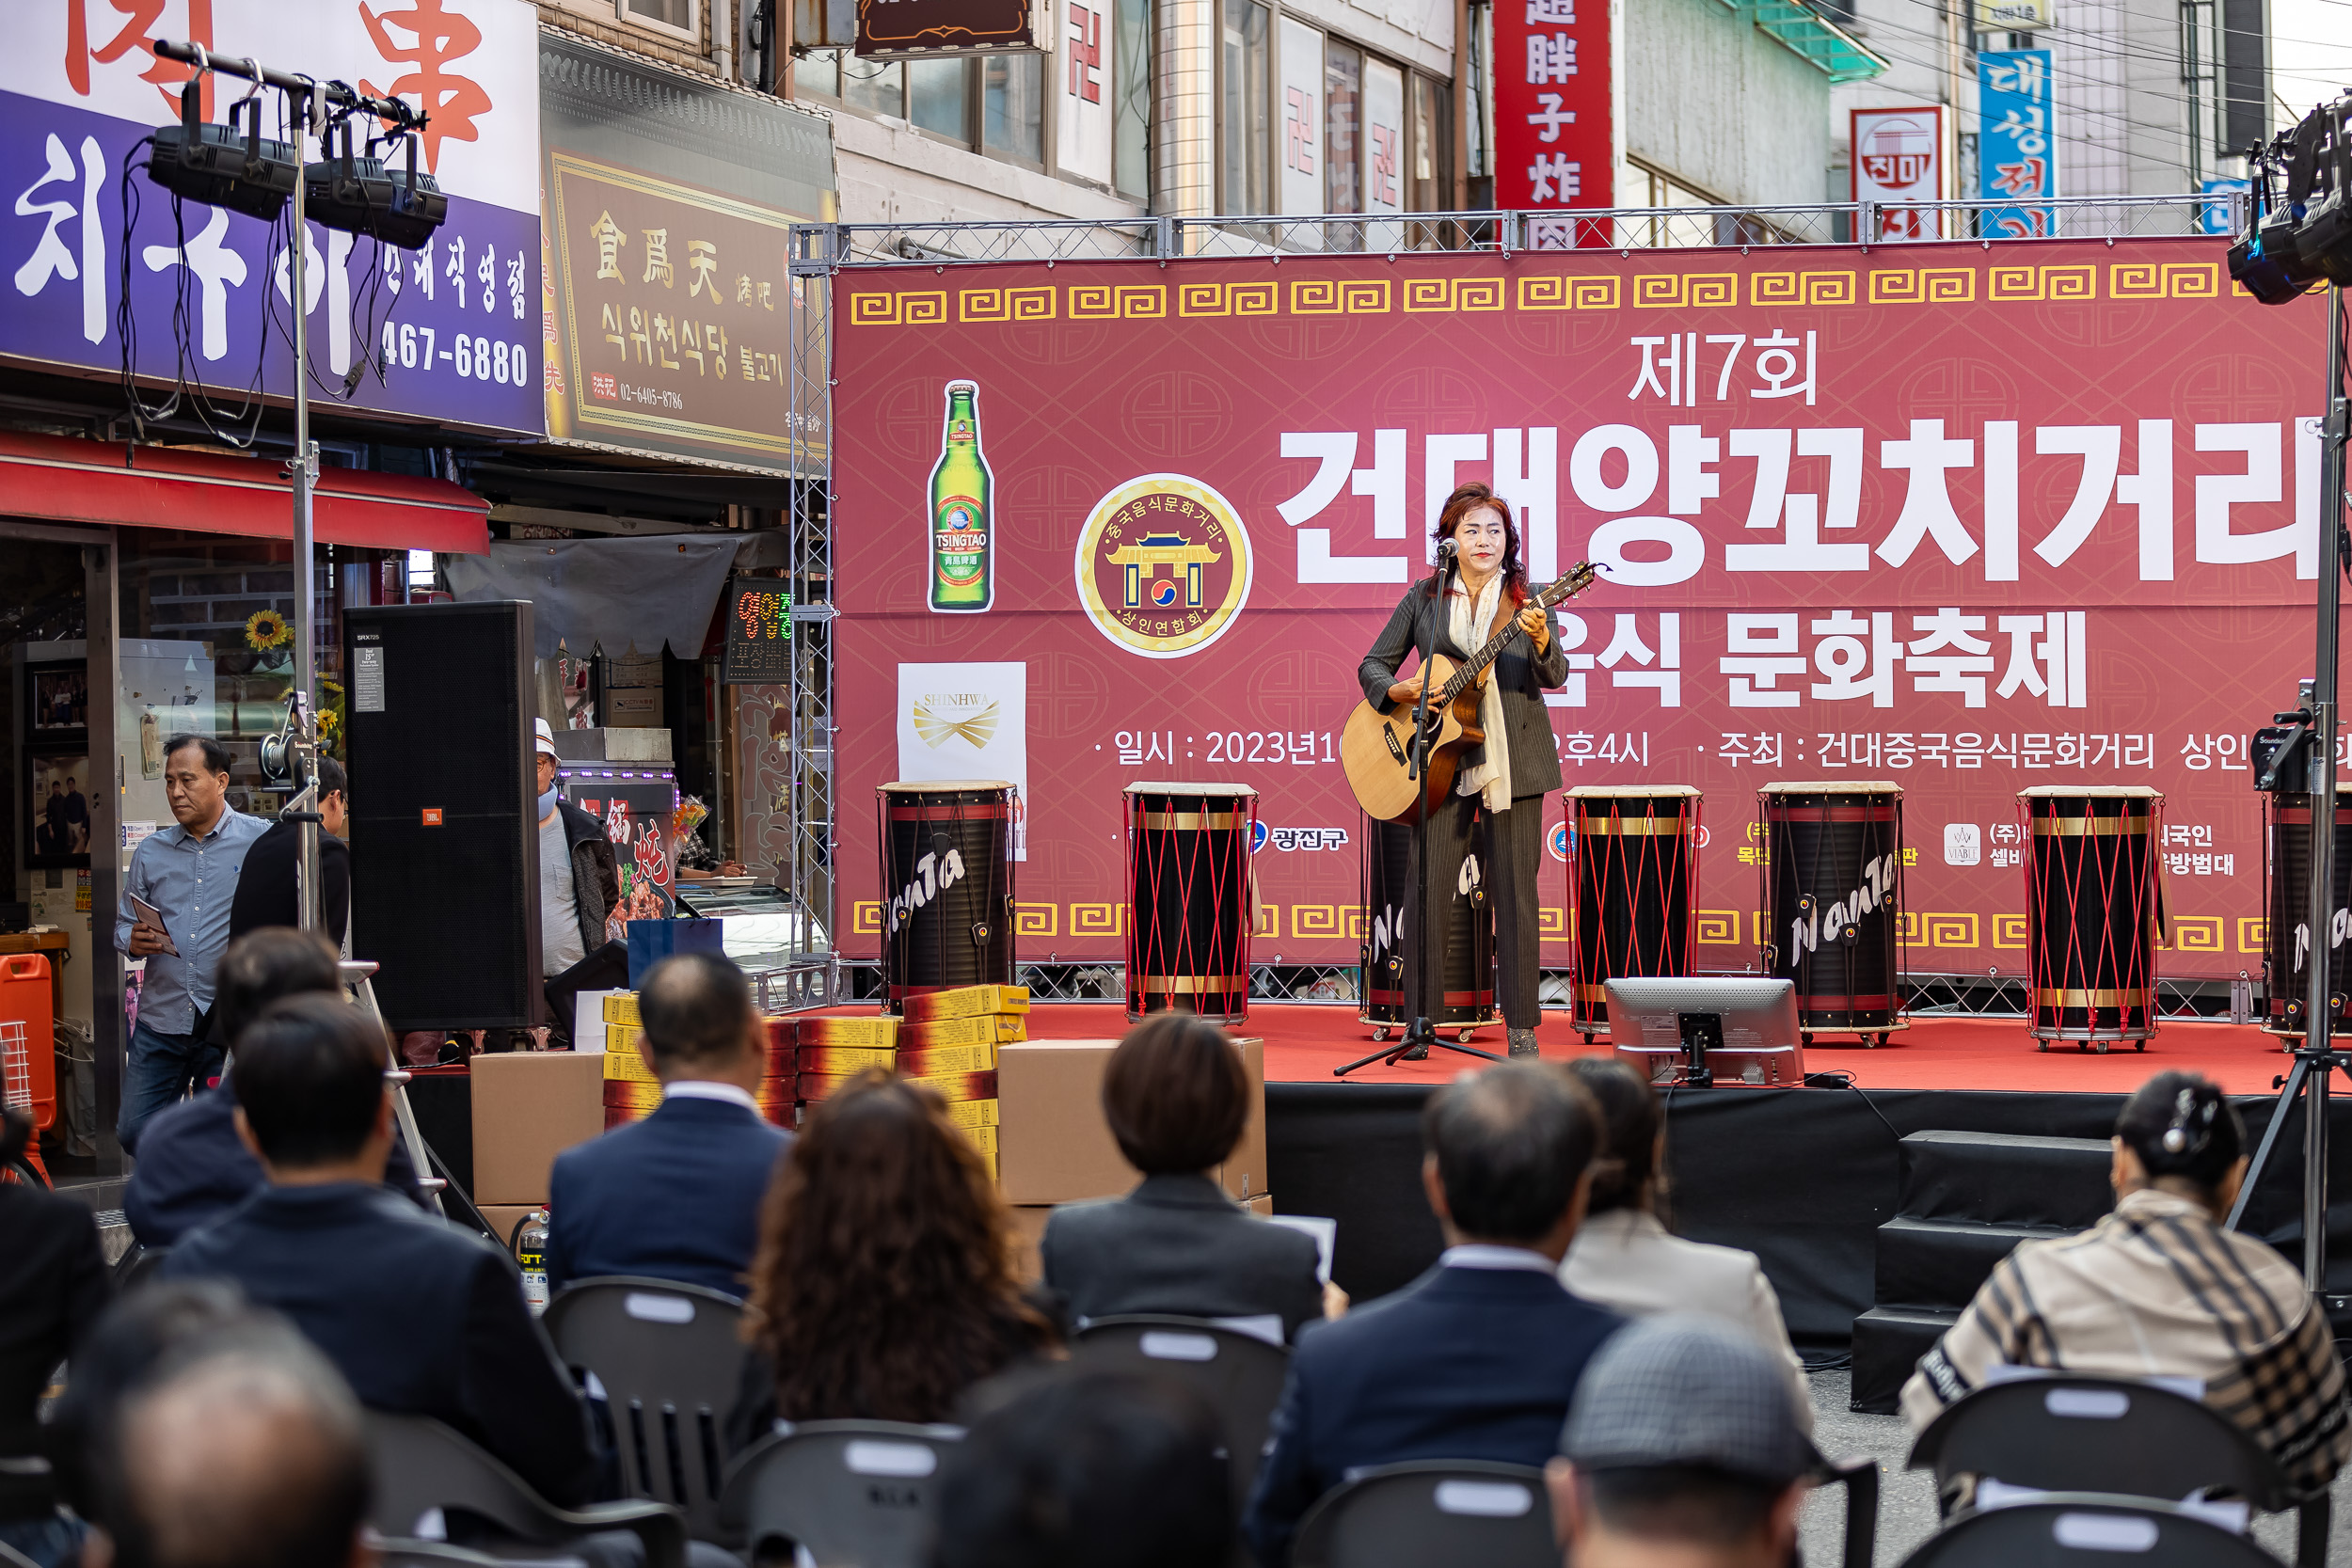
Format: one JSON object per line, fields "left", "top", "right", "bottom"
{"left": 783, "top": 193, "right": 2231, "bottom": 1015}
{"left": 790, "top": 194, "right": 2226, "bottom": 272}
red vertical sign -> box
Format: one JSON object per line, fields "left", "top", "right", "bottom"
{"left": 1491, "top": 0, "right": 1613, "bottom": 229}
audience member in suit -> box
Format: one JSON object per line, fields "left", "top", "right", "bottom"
{"left": 729, "top": 1071, "right": 1060, "bottom": 1449}
{"left": 0, "top": 1107, "right": 110, "bottom": 1568}
{"left": 221, "top": 757, "right": 353, "bottom": 966}
{"left": 160, "top": 995, "right": 596, "bottom": 1508}
{"left": 87, "top": 1309, "right": 373, "bottom": 1568}
{"left": 1548, "top": 1317, "right": 1816, "bottom": 1568}
{"left": 547, "top": 953, "right": 793, "bottom": 1298}
{"left": 931, "top": 1370, "right": 1233, "bottom": 1568}
{"left": 1243, "top": 1061, "right": 1625, "bottom": 1566}
{"left": 1555, "top": 1058, "right": 1810, "bottom": 1430}
{"left": 125, "top": 928, "right": 423, "bottom": 1248}
{"left": 1042, "top": 1013, "right": 1339, "bottom": 1344}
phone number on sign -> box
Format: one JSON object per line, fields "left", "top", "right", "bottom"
{"left": 379, "top": 324, "right": 535, "bottom": 388}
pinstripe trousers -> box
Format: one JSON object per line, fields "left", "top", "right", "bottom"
{"left": 1402, "top": 791, "right": 1548, "bottom": 1032}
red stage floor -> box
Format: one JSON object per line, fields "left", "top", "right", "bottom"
{"left": 1011, "top": 1004, "right": 2295, "bottom": 1095}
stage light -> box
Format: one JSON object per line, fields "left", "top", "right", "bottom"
{"left": 303, "top": 116, "right": 447, "bottom": 251}
{"left": 2295, "top": 103, "right": 2352, "bottom": 285}
{"left": 146, "top": 78, "right": 298, "bottom": 222}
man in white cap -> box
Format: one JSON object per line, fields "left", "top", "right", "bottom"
{"left": 534, "top": 718, "right": 624, "bottom": 1047}
{"left": 1549, "top": 1316, "right": 1820, "bottom": 1568}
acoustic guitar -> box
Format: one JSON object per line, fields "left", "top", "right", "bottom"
{"left": 1340, "top": 562, "right": 1601, "bottom": 824}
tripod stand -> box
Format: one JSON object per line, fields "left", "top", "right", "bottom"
{"left": 1338, "top": 554, "right": 1503, "bottom": 1078}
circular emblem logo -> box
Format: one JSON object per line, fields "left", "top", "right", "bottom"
{"left": 1250, "top": 820, "right": 1269, "bottom": 855}
{"left": 1692, "top": 823, "right": 1711, "bottom": 849}
{"left": 1548, "top": 823, "right": 1571, "bottom": 863}
{"left": 1074, "top": 474, "right": 1253, "bottom": 659}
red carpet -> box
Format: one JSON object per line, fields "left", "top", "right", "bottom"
{"left": 1009, "top": 1004, "right": 2295, "bottom": 1095}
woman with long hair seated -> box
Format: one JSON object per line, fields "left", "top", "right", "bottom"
{"left": 727, "top": 1070, "right": 1058, "bottom": 1444}
{"left": 1555, "top": 1057, "right": 1811, "bottom": 1428}
{"left": 1041, "top": 1013, "right": 1339, "bottom": 1344}
{"left": 1902, "top": 1070, "right": 2352, "bottom": 1497}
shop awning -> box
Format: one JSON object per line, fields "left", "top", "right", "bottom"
{"left": 0, "top": 430, "right": 491, "bottom": 555}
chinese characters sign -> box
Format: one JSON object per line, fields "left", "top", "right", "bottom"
{"left": 538, "top": 36, "right": 834, "bottom": 473}
{"left": 829, "top": 240, "right": 2327, "bottom": 975}
{"left": 1492, "top": 0, "right": 1613, "bottom": 227}
{"left": 3, "top": 0, "right": 542, "bottom": 436}
{"left": 1979, "top": 50, "right": 2056, "bottom": 238}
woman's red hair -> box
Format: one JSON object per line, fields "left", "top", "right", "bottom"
{"left": 1424, "top": 482, "right": 1529, "bottom": 606}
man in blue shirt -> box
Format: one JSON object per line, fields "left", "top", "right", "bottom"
{"left": 115, "top": 735, "right": 265, "bottom": 1151}
{"left": 546, "top": 952, "right": 791, "bottom": 1296}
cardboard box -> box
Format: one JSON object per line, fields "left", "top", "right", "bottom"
{"left": 1007, "top": 1204, "right": 1051, "bottom": 1283}
{"left": 996, "top": 1037, "right": 1266, "bottom": 1206}
{"left": 792, "top": 1015, "right": 899, "bottom": 1049}
{"left": 899, "top": 1013, "right": 1025, "bottom": 1051}
{"left": 900, "top": 985, "right": 1029, "bottom": 1022}
{"left": 794, "top": 1044, "right": 898, "bottom": 1075}
{"left": 476, "top": 1204, "right": 538, "bottom": 1250}
{"left": 802, "top": 1068, "right": 997, "bottom": 1104}
{"left": 603, "top": 1044, "right": 660, "bottom": 1084}
{"left": 896, "top": 1041, "right": 997, "bottom": 1076}
{"left": 604, "top": 1022, "right": 640, "bottom": 1053}
{"left": 942, "top": 1097, "right": 999, "bottom": 1131}
{"left": 602, "top": 993, "right": 640, "bottom": 1027}
{"left": 470, "top": 1052, "right": 606, "bottom": 1206}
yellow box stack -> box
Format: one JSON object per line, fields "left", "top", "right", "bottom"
{"left": 787, "top": 986, "right": 1025, "bottom": 1177}
{"left": 601, "top": 990, "right": 795, "bottom": 1130}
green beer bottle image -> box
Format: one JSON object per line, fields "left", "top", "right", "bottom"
{"left": 929, "top": 380, "right": 993, "bottom": 613}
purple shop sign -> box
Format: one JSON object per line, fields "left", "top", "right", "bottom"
{"left": 2, "top": 88, "right": 542, "bottom": 437}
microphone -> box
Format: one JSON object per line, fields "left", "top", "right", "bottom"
{"left": 1435, "top": 537, "right": 1458, "bottom": 559}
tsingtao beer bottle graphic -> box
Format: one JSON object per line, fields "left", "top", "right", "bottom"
{"left": 929, "top": 380, "right": 993, "bottom": 612}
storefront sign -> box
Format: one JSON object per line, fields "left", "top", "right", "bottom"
{"left": 2, "top": 0, "right": 542, "bottom": 436}
{"left": 828, "top": 239, "right": 2324, "bottom": 974}
{"left": 857, "top": 0, "right": 1038, "bottom": 57}
{"left": 1851, "top": 105, "right": 1945, "bottom": 241}
{"left": 1979, "top": 51, "right": 2056, "bottom": 238}
{"left": 540, "top": 37, "right": 834, "bottom": 474}
{"left": 1492, "top": 0, "right": 1614, "bottom": 234}
{"left": 722, "top": 578, "right": 793, "bottom": 684}
{"left": 563, "top": 773, "right": 678, "bottom": 926}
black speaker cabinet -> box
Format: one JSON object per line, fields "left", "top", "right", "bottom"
{"left": 345, "top": 601, "right": 542, "bottom": 1029}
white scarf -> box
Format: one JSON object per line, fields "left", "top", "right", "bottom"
{"left": 1447, "top": 573, "right": 1513, "bottom": 811}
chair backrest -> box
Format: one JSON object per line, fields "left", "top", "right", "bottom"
{"left": 363, "top": 1412, "right": 568, "bottom": 1545}
{"left": 1907, "top": 1375, "right": 2290, "bottom": 1511}
{"left": 115, "top": 1244, "right": 169, "bottom": 1293}
{"left": 1290, "top": 1461, "right": 1555, "bottom": 1568}
{"left": 1898, "top": 1495, "right": 2284, "bottom": 1567}
{"left": 1071, "top": 1315, "right": 1292, "bottom": 1508}
{"left": 719, "top": 1419, "right": 962, "bottom": 1568}
{"left": 542, "top": 1275, "right": 747, "bottom": 1539}
{"left": 375, "top": 1543, "right": 507, "bottom": 1568}
{"left": 0, "top": 1539, "right": 42, "bottom": 1568}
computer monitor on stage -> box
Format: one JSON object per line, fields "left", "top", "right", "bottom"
{"left": 1603, "top": 977, "right": 1804, "bottom": 1088}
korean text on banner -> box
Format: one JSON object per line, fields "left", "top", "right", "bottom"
{"left": 1851, "top": 105, "right": 1944, "bottom": 241}
{"left": 2, "top": 0, "right": 542, "bottom": 436}
{"left": 1979, "top": 49, "right": 2057, "bottom": 238}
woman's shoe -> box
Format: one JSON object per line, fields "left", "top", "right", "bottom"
{"left": 1508, "top": 1028, "right": 1541, "bottom": 1058}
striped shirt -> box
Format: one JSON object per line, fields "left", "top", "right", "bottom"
{"left": 1901, "top": 1187, "right": 2351, "bottom": 1497}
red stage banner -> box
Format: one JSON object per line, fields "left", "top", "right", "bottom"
{"left": 831, "top": 237, "right": 2328, "bottom": 981}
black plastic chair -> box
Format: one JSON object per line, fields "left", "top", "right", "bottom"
{"left": 1290, "top": 1460, "right": 1554, "bottom": 1568}
{"left": 0, "top": 1539, "right": 40, "bottom": 1568}
{"left": 542, "top": 1275, "right": 747, "bottom": 1542}
{"left": 374, "top": 1544, "right": 507, "bottom": 1568}
{"left": 113, "top": 1243, "right": 168, "bottom": 1292}
{"left": 1812, "top": 1453, "right": 1882, "bottom": 1568}
{"left": 718, "top": 1418, "right": 962, "bottom": 1568}
{"left": 362, "top": 1412, "right": 688, "bottom": 1568}
{"left": 1898, "top": 1494, "right": 2284, "bottom": 1566}
{"left": 1907, "top": 1372, "right": 2328, "bottom": 1566}
{"left": 1072, "top": 1314, "right": 1292, "bottom": 1509}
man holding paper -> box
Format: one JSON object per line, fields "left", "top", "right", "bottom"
{"left": 116, "top": 735, "right": 265, "bottom": 1151}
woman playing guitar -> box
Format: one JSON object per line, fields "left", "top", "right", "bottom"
{"left": 1357, "top": 482, "right": 1569, "bottom": 1059}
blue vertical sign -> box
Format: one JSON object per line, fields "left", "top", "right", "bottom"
{"left": 1979, "top": 49, "right": 2056, "bottom": 238}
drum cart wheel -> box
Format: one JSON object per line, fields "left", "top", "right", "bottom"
{"left": 1459, "top": 1029, "right": 1474, "bottom": 1044}
{"left": 1581, "top": 1033, "right": 1594, "bottom": 1045}
{"left": 1372, "top": 1026, "right": 1391, "bottom": 1042}
{"left": 1801, "top": 1032, "right": 1814, "bottom": 1048}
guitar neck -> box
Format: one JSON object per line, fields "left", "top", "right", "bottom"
{"left": 1436, "top": 567, "right": 1596, "bottom": 705}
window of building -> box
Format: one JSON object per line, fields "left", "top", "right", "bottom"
{"left": 619, "top": 0, "right": 701, "bottom": 42}
{"left": 1410, "top": 73, "right": 1449, "bottom": 210}
{"left": 1221, "top": 0, "right": 1271, "bottom": 214}
{"left": 1324, "top": 40, "right": 1360, "bottom": 214}
{"left": 1113, "top": 0, "right": 1152, "bottom": 198}
{"left": 984, "top": 53, "right": 1044, "bottom": 164}
{"left": 909, "top": 56, "right": 971, "bottom": 140}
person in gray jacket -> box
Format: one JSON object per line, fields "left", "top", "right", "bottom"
{"left": 1042, "top": 1015, "right": 1341, "bottom": 1344}
{"left": 1359, "top": 481, "right": 1570, "bottom": 1058}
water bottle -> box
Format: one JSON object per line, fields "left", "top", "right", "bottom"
{"left": 514, "top": 1207, "right": 551, "bottom": 1314}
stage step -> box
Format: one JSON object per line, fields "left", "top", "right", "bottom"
{"left": 1900, "top": 1131, "right": 2113, "bottom": 1230}
{"left": 1851, "top": 1306, "right": 1958, "bottom": 1415}
{"left": 1873, "top": 1215, "right": 2065, "bottom": 1310}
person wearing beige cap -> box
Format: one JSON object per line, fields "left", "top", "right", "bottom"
{"left": 533, "top": 718, "right": 625, "bottom": 1045}
{"left": 1549, "top": 1316, "right": 1819, "bottom": 1568}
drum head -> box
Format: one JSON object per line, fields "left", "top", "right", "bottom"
{"left": 881, "top": 779, "right": 1012, "bottom": 793}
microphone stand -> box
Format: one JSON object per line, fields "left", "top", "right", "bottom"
{"left": 1338, "top": 546, "right": 1502, "bottom": 1076}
